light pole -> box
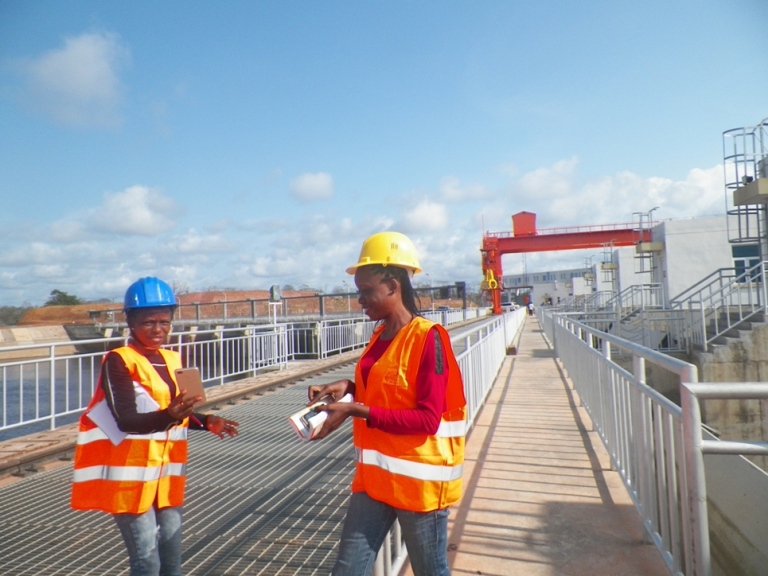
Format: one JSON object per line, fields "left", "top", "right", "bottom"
{"left": 219, "top": 291, "right": 227, "bottom": 319}
{"left": 342, "top": 281, "right": 351, "bottom": 313}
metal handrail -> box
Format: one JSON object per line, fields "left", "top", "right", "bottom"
{"left": 0, "top": 310, "right": 493, "bottom": 437}
{"left": 543, "top": 309, "right": 701, "bottom": 575}
{"left": 671, "top": 261, "right": 768, "bottom": 350}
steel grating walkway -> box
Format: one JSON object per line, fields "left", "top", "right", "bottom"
{"left": 0, "top": 365, "right": 358, "bottom": 576}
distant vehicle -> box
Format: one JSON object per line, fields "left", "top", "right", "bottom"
{"left": 436, "top": 305, "right": 451, "bottom": 311}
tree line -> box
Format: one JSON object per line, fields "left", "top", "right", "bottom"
{"left": 1, "top": 282, "right": 485, "bottom": 326}
{"left": 0, "top": 289, "right": 85, "bottom": 326}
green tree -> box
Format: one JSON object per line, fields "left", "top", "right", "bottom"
{"left": 44, "top": 289, "right": 84, "bottom": 306}
{"left": 0, "top": 306, "right": 33, "bottom": 326}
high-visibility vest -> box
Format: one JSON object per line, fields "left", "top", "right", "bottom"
{"left": 70, "top": 345, "right": 188, "bottom": 514}
{"left": 351, "top": 317, "right": 466, "bottom": 512}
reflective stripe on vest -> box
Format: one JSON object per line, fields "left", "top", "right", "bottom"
{"left": 72, "top": 462, "right": 186, "bottom": 483}
{"left": 356, "top": 447, "right": 464, "bottom": 482}
{"left": 76, "top": 425, "right": 187, "bottom": 445}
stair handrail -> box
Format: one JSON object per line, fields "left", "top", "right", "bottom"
{"left": 668, "top": 267, "right": 741, "bottom": 309}
{"left": 583, "top": 290, "right": 615, "bottom": 310}
{"left": 672, "top": 261, "right": 768, "bottom": 350}
{"left": 604, "top": 283, "right": 664, "bottom": 317}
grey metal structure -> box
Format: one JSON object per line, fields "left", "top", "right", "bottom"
{"left": 0, "top": 309, "right": 526, "bottom": 576}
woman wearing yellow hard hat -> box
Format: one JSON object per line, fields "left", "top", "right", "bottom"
{"left": 308, "top": 231, "right": 467, "bottom": 576}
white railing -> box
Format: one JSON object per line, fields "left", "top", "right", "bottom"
{"left": 0, "top": 310, "right": 492, "bottom": 439}
{"left": 604, "top": 283, "right": 665, "bottom": 316}
{"left": 543, "top": 309, "right": 768, "bottom": 575}
{"left": 680, "top": 382, "right": 768, "bottom": 576}
{"left": 669, "top": 261, "right": 768, "bottom": 351}
{"left": 0, "top": 307, "right": 520, "bottom": 576}
{"left": 0, "top": 324, "right": 292, "bottom": 437}
{"left": 546, "top": 310, "right": 701, "bottom": 575}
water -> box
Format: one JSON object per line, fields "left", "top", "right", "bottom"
{"left": 0, "top": 357, "right": 100, "bottom": 441}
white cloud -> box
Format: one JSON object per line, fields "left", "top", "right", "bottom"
{"left": 173, "top": 229, "right": 232, "bottom": 254}
{"left": 290, "top": 172, "right": 334, "bottom": 201}
{"left": 439, "top": 176, "right": 493, "bottom": 202}
{"left": 14, "top": 31, "right": 129, "bottom": 128}
{"left": 400, "top": 199, "right": 449, "bottom": 233}
{"left": 503, "top": 159, "right": 725, "bottom": 229}
{"left": 518, "top": 156, "right": 578, "bottom": 200}
{"left": 0, "top": 157, "right": 731, "bottom": 306}
{"left": 31, "top": 264, "right": 67, "bottom": 279}
{"left": 89, "top": 185, "right": 177, "bottom": 236}
{"left": 249, "top": 255, "right": 299, "bottom": 277}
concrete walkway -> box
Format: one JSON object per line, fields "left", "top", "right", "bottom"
{"left": 406, "top": 316, "right": 670, "bottom": 576}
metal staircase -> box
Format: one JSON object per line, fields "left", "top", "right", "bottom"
{"left": 668, "top": 261, "right": 768, "bottom": 351}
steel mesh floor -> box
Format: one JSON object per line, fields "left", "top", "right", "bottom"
{"left": 0, "top": 365, "right": 357, "bottom": 575}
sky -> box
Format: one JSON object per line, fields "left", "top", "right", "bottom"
{"left": 1, "top": 1, "right": 767, "bottom": 307}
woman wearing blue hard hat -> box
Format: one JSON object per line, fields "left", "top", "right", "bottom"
{"left": 71, "top": 276, "right": 239, "bottom": 576}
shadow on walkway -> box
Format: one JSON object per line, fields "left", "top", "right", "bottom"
{"left": 405, "top": 316, "right": 669, "bottom": 576}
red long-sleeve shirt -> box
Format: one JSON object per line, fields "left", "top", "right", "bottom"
{"left": 363, "top": 327, "right": 449, "bottom": 435}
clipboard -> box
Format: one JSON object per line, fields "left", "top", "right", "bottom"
{"left": 174, "top": 367, "right": 207, "bottom": 402}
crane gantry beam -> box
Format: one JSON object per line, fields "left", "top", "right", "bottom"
{"left": 481, "top": 212, "right": 651, "bottom": 314}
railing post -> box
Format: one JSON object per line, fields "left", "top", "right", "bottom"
{"left": 681, "top": 381, "right": 711, "bottom": 576}
{"left": 316, "top": 321, "right": 325, "bottom": 359}
{"left": 49, "top": 345, "right": 57, "bottom": 430}
{"left": 218, "top": 328, "right": 226, "bottom": 387}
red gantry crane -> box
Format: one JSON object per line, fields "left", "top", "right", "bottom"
{"left": 481, "top": 212, "right": 652, "bottom": 314}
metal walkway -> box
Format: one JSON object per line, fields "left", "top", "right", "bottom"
{"left": 0, "top": 366, "right": 358, "bottom": 575}
{"left": 0, "top": 316, "right": 674, "bottom": 576}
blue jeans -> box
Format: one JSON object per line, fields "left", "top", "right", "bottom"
{"left": 113, "top": 505, "right": 183, "bottom": 576}
{"left": 332, "top": 492, "right": 451, "bottom": 576}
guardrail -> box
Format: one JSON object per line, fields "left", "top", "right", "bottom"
{"left": 680, "top": 382, "right": 768, "bottom": 576}
{"left": 541, "top": 307, "right": 768, "bottom": 576}
{"left": 542, "top": 309, "right": 702, "bottom": 575}
{"left": 0, "top": 310, "right": 491, "bottom": 439}
{"left": 669, "top": 261, "right": 768, "bottom": 351}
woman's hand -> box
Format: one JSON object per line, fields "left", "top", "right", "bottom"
{"left": 307, "top": 379, "right": 354, "bottom": 405}
{"left": 310, "top": 402, "right": 353, "bottom": 440}
{"left": 167, "top": 391, "right": 203, "bottom": 421}
{"left": 310, "top": 400, "right": 370, "bottom": 441}
{"left": 206, "top": 415, "right": 240, "bottom": 439}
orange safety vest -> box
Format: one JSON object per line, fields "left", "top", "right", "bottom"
{"left": 352, "top": 316, "right": 466, "bottom": 512}
{"left": 70, "top": 345, "right": 188, "bottom": 514}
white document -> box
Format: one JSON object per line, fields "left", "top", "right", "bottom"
{"left": 288, "top": 393, "right": 353, "bottom": 441}
{"left": 86, "top": 399, "right": 127, "bottom": 446}
{"left": 87, "top": 382, "right": 161, "bottom": 446}
{"left": 133, "top": 382, "right": 161, "bottom": 413}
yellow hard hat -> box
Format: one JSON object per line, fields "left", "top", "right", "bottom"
{"left": 346, "top": 231, "right": 422, "bottom": 275}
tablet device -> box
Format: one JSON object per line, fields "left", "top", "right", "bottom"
{"left": 174, "top": 367, "right": 207, "bottom": 402}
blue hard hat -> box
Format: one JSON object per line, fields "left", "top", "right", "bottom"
{"left": 123, "top": 277, "right": 177, "bottom": 310}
